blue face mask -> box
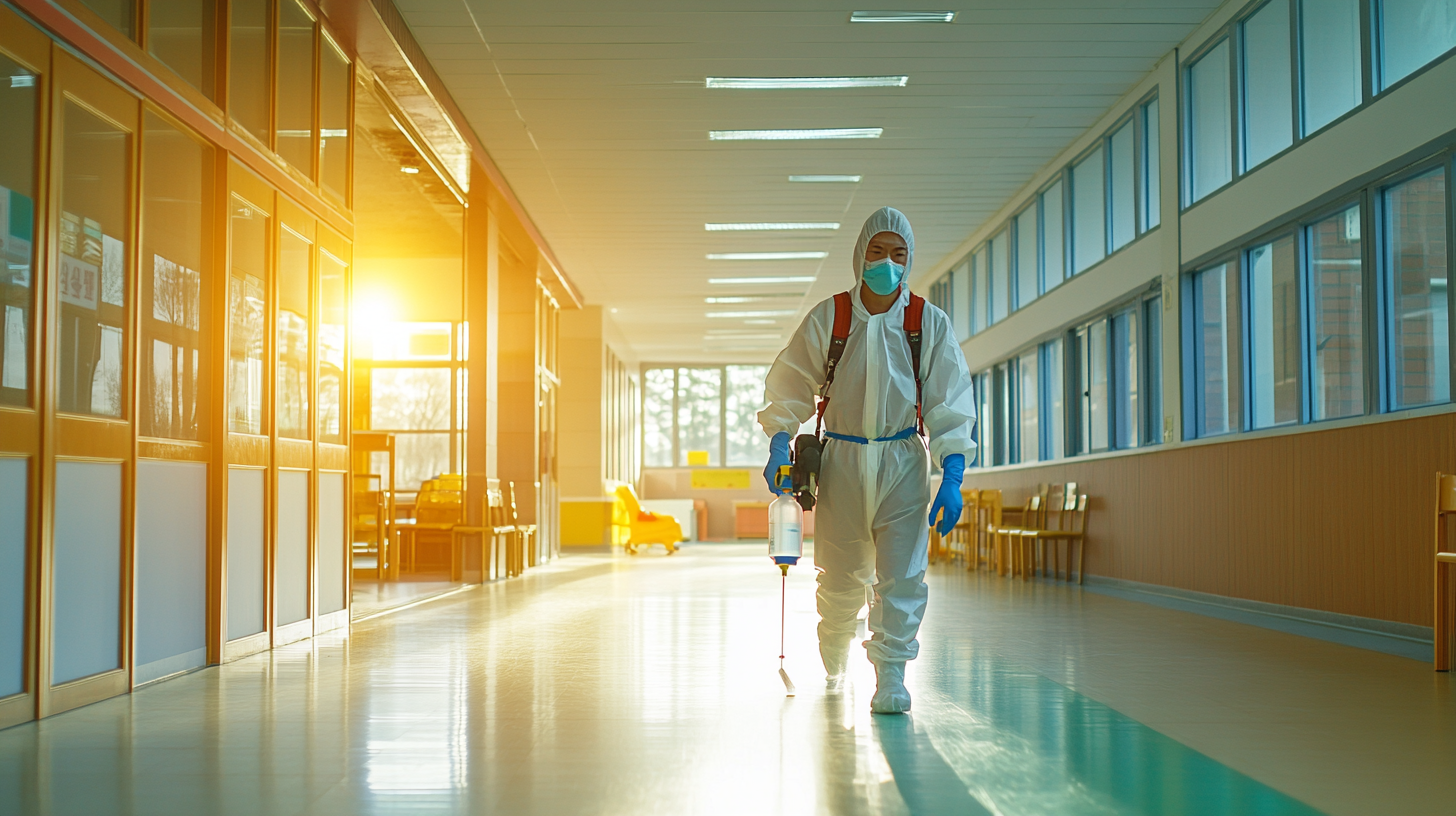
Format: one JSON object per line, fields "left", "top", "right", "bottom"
{"left": 862, "top": 257, "right": 905, "bottom": 296}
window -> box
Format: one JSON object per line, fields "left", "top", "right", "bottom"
{"left": 58, "top": 102, "right": 129, "bottom": 418}
{"left": 1109, "top": 122, "right": 1135, "bottom": 250}
{"left": 992, "top": 363, "right": 1010, "bottom": 465}
{"left": 1076, "top": 318, "right": 1110, "bottom": 452}
{"left": 1382, "top": 169, "right": 1450, "bottom": 408}
{"left": 1242, "top": 0, "right": 1293, "bottom": 169}
{"left": 1141, "top": 99, "right": 1161, "bottom": 229}
{"left": 974, "top": 370, "right": 993, "bottom": 467}
{"left": 228, "top": 196, "right": 267, "bottom": 435}
{"left": 277, "top": 224, "right": 310, "bottom": 439}
{"left": 277, "top": 0, "right": 317, "bottom": 174}
{"left": 1190, "top": 262, "right": 1241, "bottom": 436}
{"left": 140, "top": 113, "right": 211, "bottom": 440}
{"left": 1043, "top": 339, "right": 1065, "bottom": 459}
{"left": 1187, "top": 41, "right": 1233, "bottom": 203}
{"left": 725, "top": 365, "right": 770, "bottom": 466}
{"left": 0, "top": 54, "right": 37, "bottom": 408}
{"left": 148, "top": 0, "right": 216, "bottom": 98}
{"left": 319, "top": 38, "right": 350, "bottom": 205}
{"left": 1017, "top": 349, "right": 1038, "bottom": 463}
{"left": 953, "top": 257, "right": 971, "bottom": 339}
{"left": 676, "top": 367, "right": 721, "bottom": 466}
{"left": 1145, "top": 295, "right": 1164, "bottom": 442}
{"left": 1072, "top": 147, "right": 1106, "bottom": 273}
{"left": 1379, "top": 0, "right": 1456, "bottom": 89}
{"left": 641, "top": 365, "right": 771, "bottom": 468}
{"left": 990, "top": 230, "right": 1010, "bottom": 323}
{"left": 1112, "top": 306, "right": 1140, "bottom": 447}
{"left": 930, "top": 273, "right": 954, "bottom": 328}
{"left": 229, "top": 0, "right": 270, "bottom": 145}
{"left": 642, "top": 368, "right": 673, "bottom": 466}
{"left": 1247, "top": 234, "right": 1300, "bottom": 428}
{"left": 971, "top": 246, "right": 987, "bottom": 334}
{"left": 1015, "top": 206, "right": 1039, "bottom": 309}
{"left": 1306, "top": 205, "right": 1365, "bottom": 420}
{"left": 1300, "top": 0, "right": 1362, "bottom": 134}
{"left": 1042, "top": 181, "right": 1065, "bottom": 289}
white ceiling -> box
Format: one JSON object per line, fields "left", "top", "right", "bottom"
{"left": 392, "top": 0, "right": 1220, "bottom": 362}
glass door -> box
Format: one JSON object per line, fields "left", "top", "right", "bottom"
{"left": 43, "top": 51, "right": 140, "bottom": 717}
{"left": 0, "top": 7, "right": 47, "bottom": 730}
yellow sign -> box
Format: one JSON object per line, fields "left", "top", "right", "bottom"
{"left": 686, "top": 450, "right": 710, "bottom": 466}
{"left": 691, "top": 469, "right": 751, "bottom": 490}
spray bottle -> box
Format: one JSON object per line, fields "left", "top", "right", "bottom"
{"left": 767, "top": 465, "right": 801, "bottom": 696}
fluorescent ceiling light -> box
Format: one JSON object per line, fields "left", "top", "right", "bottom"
{"left": 709, "top": 276, "right": 817, "bottom": 285}
{"left": 705, "top": 222, "right": 839, "bottom": 232}
{"left": 10, "top": 75, "right": 35, "bottom": 88}
{"left": 704, "top": 333, "right": 782, "bottom": 340}
{"left": 707, "top": 252, "right": 826, "bottom": 261}
{"left": 401, "top": 167, "right": 420, "bottom": 174}
{"left": 707, "top": 310, "right": 797, "bottom": 319}
{"left": 850, "top": 11, "right": 956, "bottom": 23}
{"left": 704, "top": 294, "right": 801, "bottom": 303}
{"left": 789, "top": 175, "right": 862, "bottom": 183}
{"left": 709, "top": 128, "right": 882, "bottom": 141}
{"left": 706, "top": 76, "right": 907, "bottom": 90}
{"left": 744, "top": 319, "right": 781, "bottom": 325}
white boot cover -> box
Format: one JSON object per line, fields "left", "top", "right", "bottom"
{"left": 870, "top": 662, "right": 911, "bottom": 714}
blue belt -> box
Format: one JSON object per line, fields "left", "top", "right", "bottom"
{"left": 824, "top": 425, "right": 919, "bottom": 445}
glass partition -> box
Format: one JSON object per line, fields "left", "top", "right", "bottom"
{"left": 1072, "top": 147, "right": 1106, "bottom": 272}
{"left": 318, "top": 247, "right": 346, "bottom": 443}
{"left": 1109, "top": 122, "right": 1135, "bottom": 250}
{"left": 1015, "top": 207, "right": 1038, "bottom": 309}
{"left": 1042, "top": 181, "right": 1065, "bottom": 290}
{"left": 1192, "top": 262, "right": 1241, "bottom": 436}
{"left": 277, "top": 224, "right": 311, "bottom": 439}
{"left": 1017, "top": 349, "right": 1038, "bottom": 463}
{"left": 319, "top": 38, "right": 350, "bottom": 205}
{"left": 0, "top": 55, "right": 36, "bottom": 407}
{"left": 227, "top": 196, "right": 267, "bottom": 434}
{"left": 147, "top": 0, "right": 216, "bottom": 98}
{"left": 58, "top": 101, "right": 129, "bottom": 418}
{"left": 229, "top": 0, "right": 270, "bottom": 145}
{"left": 1242, "top": 0, "right": 1293, "bottom": 169}
{"left": 990, "top": 229, "right": 1009, "bottom": 323}
{"left": 140, "top": 112, "right": 210, "bottom": 439}
{"left": 276, "top": 0, "right": 317, "bottom": 174}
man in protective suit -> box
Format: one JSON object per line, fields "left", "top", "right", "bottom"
{"left": 757, "top": 207, "right": 977, "bottom": 714}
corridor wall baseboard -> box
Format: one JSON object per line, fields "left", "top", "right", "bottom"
{"left": 1082, "top": 576, "right": 1435, "bottom": 663}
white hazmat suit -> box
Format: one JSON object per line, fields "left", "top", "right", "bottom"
{"left": 757, "top": 208, "right": 977, "bottom": 705}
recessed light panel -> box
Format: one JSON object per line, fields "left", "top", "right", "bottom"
{"left": 850, "top": 11, "right": 956, "bottom": 23}
{"left": 709, "top": 276, "right": 817, "bottom": 285}
{"left": 707, "top": 252, "right": 827, "bottom": 261}
{"left": 705, "top": 222, "right": 839, "bottom": 232}
{"left": 709, "top": 128, "right": 882, "bottom": 141}
{"left": 706, "top": 76, "right": 907, "bottom": 90}
{"left": 788, "top": 175, "right": 862, "bottom": 183}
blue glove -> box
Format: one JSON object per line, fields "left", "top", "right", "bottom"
{"left": 928, "top": 453, "right": 965, "bottom": 535}
{"left": 763, "top": 432, "right": 792, "bottom": 494}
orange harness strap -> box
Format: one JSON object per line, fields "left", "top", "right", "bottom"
{"left": 816, "top": 291, "right": 927, "bottom": 438}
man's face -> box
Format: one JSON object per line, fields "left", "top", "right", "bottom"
{"left": 864, "top": 231, "right": 909, "bottom": 266}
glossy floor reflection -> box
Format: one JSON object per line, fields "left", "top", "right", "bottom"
{"left": 1, "top": 545, "right": 1450, "bottom": 815}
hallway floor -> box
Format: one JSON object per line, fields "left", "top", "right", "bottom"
{"left": 1, "top": 545, "right": 1451, "bottom": 815}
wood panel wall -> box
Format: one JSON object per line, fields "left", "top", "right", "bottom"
{"left": 962, "top": 411, "right": 1456, "bottom": 627}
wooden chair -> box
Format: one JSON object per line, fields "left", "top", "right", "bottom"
{"left": 488, "top": 487, "right": 514, "bottom": 579}
{"left": 503, "top": 481, "right": 537, "bottom": 576}
{"left": 352, "top": 473, "right": 389, "bottom": 581}
{"left": 1018, "top": 493, "right": 1090, "bottom": 584}
{"left": 971, "top": 489, "right": 1004, "bottom": 574}
{"left": 1435, "top": 473, "right": 1456, "bottom": 672}
{"left": 996, "top": 495, "right": 1047, "bottom": 580}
